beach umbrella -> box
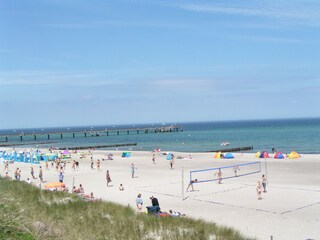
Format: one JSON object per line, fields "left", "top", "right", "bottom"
{"left": 274, "top": 152, "right": 284, "bottom": 159}
{"left": 224, "top": 153, "right": 234, "bottom": 159}
{"left": 288, "top": 151, "right": 300, "bottom": 159}
{"left": 259, "top": 151, "right": 269, "bottom": 158}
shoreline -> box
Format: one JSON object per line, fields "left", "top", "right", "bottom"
{"left": 1, "top": 147, "right": 320, "bottom": 240}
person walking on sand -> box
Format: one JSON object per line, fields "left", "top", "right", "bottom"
{"left": 186, "top": 179, "right": 198, "bottom": 192}
{"left": 131, "top": 163, "right": 136, "bottom": 178}
{"left": 215, "top": 168, "right": 222, "bottom": 184}
{"left": 136, "top": 193, "right": 143, "bottom": 213}
{"left": 152, "top": 154, "right": 156, "bottom": 164}
{"left": 45, "top": 161, "right": 49, "bottom": 170}
{"left": 31, "top": 166, "right": 36, "bottom": 179}
{"left": 261, "top": 174, "right": 267, "bottom": 193}
{"left": 106, "top": 170, "right": 112, "bottom": 187}
{"left": 256, "top": 181, "right": 263, "bottom": 200}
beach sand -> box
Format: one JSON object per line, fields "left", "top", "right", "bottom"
{"left": 2, "top": 149, "right": 320, "bottom": 240}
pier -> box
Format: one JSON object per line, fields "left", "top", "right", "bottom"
{"left": 0, "top": 126, "right": 181, "bottom": 143}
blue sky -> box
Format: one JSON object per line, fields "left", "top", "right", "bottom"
{"left": 1, "top": 0, "right": 320, "bottom": 129}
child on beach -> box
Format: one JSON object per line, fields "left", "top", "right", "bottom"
{"left": 119, "top": 184, "right": 124, "bottom": 191}
{"left": 39, "top": 166, "right": 43, "bottom": 183}
{"left": 233, "top": 165, "right": 240, "bottom": 177}
{"left": 256, "top": 181, "right": 263, "bottom": 200}
{"left": 215, "top": 169, "right": 222, "bottom": 184}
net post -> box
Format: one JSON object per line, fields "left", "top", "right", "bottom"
{"left": 182, "top": 166, "right": 184, "bottom": 201}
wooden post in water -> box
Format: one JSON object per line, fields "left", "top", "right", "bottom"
{"left": 34, "top": 135, "right": 36, "bottom": 140}
{"left": 117, "top": 130, "right": 119, "bottom": 135}
{"left": 84, "top": 132, "right": 87, "bottom": 138}
{"left": 47, "top": 134, "right": 50, "bottom": 140}
{"left": 73, "top": 133, "right": 75, "bottom": 138}
{"left": 127, "top": 130, "right": 129, "bottom": 135}
{"left": 20, "top": 135, "right": 23, "bottom": 141}
{"left": 60, "top": 133, "right": 63, "bottom": 139}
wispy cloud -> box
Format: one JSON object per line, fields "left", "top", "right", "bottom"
{"left": 38, "top": 19, "right": 195, "bottom": 30}
{"left": 177, "top": 0, "right": 320, "bottom": 25}
{"left": 0, "top": 70, "right": 126, "bottom": 87}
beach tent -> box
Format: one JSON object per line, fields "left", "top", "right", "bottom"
{"left": 288, "top": 151, "right": 300, "bottom": 159}
{"left": 274, "top": 152, "right": 284, "bottom": 159}
{"left": 224, "top": 153, "right": 234, "bottom": 159}
{"left": 122, "top": 152, "right": 131, "bottom": 157}
{"left": 214, "top": 152, "right": 224, "bottom": 159}
{"left": 259, "top": 151, "right": 270, "bottom": 158}
{"left": 255, "top": 152, "right": 261, "bottom": 158}
{"left": 166, "top": 153, "right": 173, "bottom": 160}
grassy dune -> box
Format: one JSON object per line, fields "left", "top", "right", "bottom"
{"left": 0, "top": 178, "right": 251, "bottom": 240}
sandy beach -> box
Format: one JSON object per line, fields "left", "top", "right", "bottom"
{"left": 2, "top": 149, "right": 320, "bottom": 240}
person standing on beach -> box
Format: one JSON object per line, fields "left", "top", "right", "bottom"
{"left": 136, "top": 193, "right": 143, "bottom": 213}
{"left": 256, "top": 181, "right": 263, "bottom": 200}
{"left": 215, "top": 169, "right": 222, "bottom": 184}
{"left": 106, "top": 170, "right": 112, "bottom": 187}
{"left": 30, "top": 166, "right": 35, "bottom": 179}
{"left": 59, "top": 171, "right": 64, "bottom": 183}
{"left": 261, "top": 174, "right": 267, "bottom": 193}
{"left": 152, "top": 154, "right": 156, "bottom": 164}
{"left": 39, "top": 166, "right": 43, "bottom": 183}
{"left": 45, "top": 161, "right": 49, "bottom": 170}
{"left": 4, "top": 161, "right": 9, "bottom": 172}
{"left": 90, "top": 159, "right": 94, "bottom": 169}
{"left": 170, "top": 159, "right": 174, "bottom": 169}
{"left": 97, "top": 159, "right": 101, "bottom": 171}
{"left": 131, "top": 163, "right": 136, "bottom": 178}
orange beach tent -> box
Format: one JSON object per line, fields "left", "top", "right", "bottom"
{"left": 214, "top": 152, "right": 223, "bottom": 159}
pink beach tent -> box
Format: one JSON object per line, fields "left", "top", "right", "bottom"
{"left": 62, "top": 150, "right": 71, "bottom": 155}
{"left": 259, "top": 151, "right": 270, "bottom": 158}
{"left": 274, "top": 152, "right": 284, "bottom": 159}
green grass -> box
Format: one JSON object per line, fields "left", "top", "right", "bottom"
{"left": 0, "top": 177, "right": 252, "bottom": 240}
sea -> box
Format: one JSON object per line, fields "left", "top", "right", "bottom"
{"left": 0, "top": 118, "right": 320, "bottom": 154}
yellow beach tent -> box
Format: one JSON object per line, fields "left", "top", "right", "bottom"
{"left": 255, "top": 152, "right": 261, "bottom": 158}
{"left": 214, "top": 152, "right": 223, "bottom": 158}
{"left": 288, "top": 151, "right": 300, "bottom": 159}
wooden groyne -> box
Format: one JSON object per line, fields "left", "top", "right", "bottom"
{"left": 58, "top": 143, "right": 137, "bottom": 150}
{"left": 0, "top": 141, "right": 59, "bottom": 147}
{"left": 207, "top": 146, "right": 253, "bottom": 153}
{"left": 0, "top": 126, "right": 181, "bottom": 142}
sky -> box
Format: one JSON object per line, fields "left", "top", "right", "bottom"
{"left": 1, "top": 0, "right": 320, "bottom": 129}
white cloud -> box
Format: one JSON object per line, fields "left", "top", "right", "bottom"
{"left": 177, "top": 0, "right": 320, "bottom": 25}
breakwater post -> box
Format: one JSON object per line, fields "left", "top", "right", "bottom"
{"left": 208, "top": 146, "right": 253, "bottom": 153}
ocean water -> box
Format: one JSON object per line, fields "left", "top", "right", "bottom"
{"left": 0, "top": 118, "right": 320, "bottom": 154}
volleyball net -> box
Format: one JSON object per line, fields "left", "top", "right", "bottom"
{"left": 189, "top": 161, "right": 261, "bottom": 184}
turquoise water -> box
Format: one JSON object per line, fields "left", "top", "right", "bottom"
{"left": 0, "top": 118, "right": 320, "bottom": 154}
